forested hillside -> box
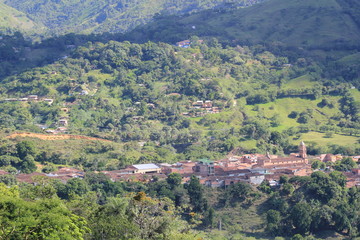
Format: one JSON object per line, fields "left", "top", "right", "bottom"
{"left": 1, "top": 0, "right": 265, "bottom": 35}
{"left": 126, "top": 0, "right": 360, "bottom": 49}
{"left": 0, "top": 37, "right": 359, "bottom": 172}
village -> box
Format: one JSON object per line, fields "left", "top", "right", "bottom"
{"left": 3, "top": 141, "right": 360, "bottom": 189}
{"left": 3, "top": 92, "right": 224, "bottom": 133}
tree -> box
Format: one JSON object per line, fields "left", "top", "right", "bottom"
{"left": 187, "top": 175, "right": 208, "bottom": 212}
{"left": 18, "top": 155, "right": 37, "bottom": 173}
{"left": 166, "top": 173, "right": 182, "bottom": 189}
{"left": 258, "top": 179, "right": 272, "bottom": 194}
{"left": 329, "top": 171, "right": 347, "bottom": 187}
{"left": 290, "top": 202, "right": 312, "bottom": 234}
{"left": 266, "top": 210, "right": 281, "bottom": 236}
{"left": 0, "top": 175, "right": 17, "bottom": 186}
{"left": 223, "top": 181, "right": 253, "bottom": 206}
{"left": 288, "top": 111, "right": 299, "bottom": 119}
{"left": 281, "top": 183, "right": 295, "bottom": 196}
{"left": 279, "top": 175, "right": 289, "bottom": 184}
{"left": 311, "top": 160, "right": 325, "bottom": 170}
{"left": 66, "top": 178, "right": 90, "bottom": 198}
{"left": 0, "top": 183, "right": 89, "bottom": 239}
{"left": 16, "top": 141, "right": 37, "bottom": 160}
{"left": 334, "top": 157, "right": 357, "bottom": 172}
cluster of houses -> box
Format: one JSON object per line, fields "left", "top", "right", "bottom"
{"left": 45, "top": 108, "right": 70, "bottom": 134}
{"left": 182, "top": 100, "right": 221, "bottom": 117}
{"left": 2, "top": 94, "right": 71, "bottom": 134}
{"left": 3, "top": 142, "right": 360, "bottom": 188}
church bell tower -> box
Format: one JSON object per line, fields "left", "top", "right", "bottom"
{"left": 299, "top": 141, "right": 307, "bottom": 159}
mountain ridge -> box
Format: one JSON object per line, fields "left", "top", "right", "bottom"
{"left": 125, "top": 0, "right": 360, "bottom": 50}
{"left": 1, "top": 0, "right": 265, "bottom": 35}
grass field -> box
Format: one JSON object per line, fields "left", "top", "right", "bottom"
{"left": 337, "top": 52, "right": 360, "bottom": 66}
{"left": 283, "top": 74, "right": 317, "bottom": 90}
{"left": 244, "top": 96, "right": 342, "bottom": 130}
{"left": 0, "top": 3, "right": 44, "bottom": 32}
{"left": 350, "top": 89, "right": 360, "bottom": 102}
{"left": 295, "top": 131, "right": 359, "bottom": 146}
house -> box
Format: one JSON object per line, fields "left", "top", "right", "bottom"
{"left": 46, "top": 167, "right": 84, "bottom": 183}
{"left": 176, "top": 40, "right": 191, "bottom": 48}
{"left": 28, "top": 95, "right": 38, "bottom": 101}
{"left": 44, "top": 99, "right": 54, "bottom": 105}
{"left": 193, "top": 159, "right": 215, "bottom": 176}
{"left": 167, "top": 93, "right": 181, "bottom": 97}
{"left": 80, "top": 90, "right": 89, "bottom": 95}
{"left": 4, "top": 98, "right": 19, "bottom": 101}
{"left": 321, "top": 154, "right": 337, "bottom": 163}
{"left": 247, "top": 174, "right": 265, "bottom": 185}
{"left": 352, "top": 156, "right": 360, "bottom": 162}
{"left": 147, "top": 103, "right": 155, "bottom": 109}
{"left": 45, "top": 129, "right": 56, "bottom": 134}
{"left": 192, "top": 101, "right": 204, "bottom": 108}
{"left": 131, "top": 164, "right": 162, "bottom": 174}
{"left": 344, "top": 169, "right": 360, "bottom": 188}
{"left": 211, "top": 107, "right": 220, "bottom": 114}
{"left": 59, "top": 119, "right": 68, "bottom": 126}
{"left": 132, "top": 116, "right": 144, "bottom": 121}
{"left": 203, "top": 100, "right": 213, "bottom": 108}
{"left": 161, "top": 161, "right": 196, "bottom": 175}
{"left": 56, "top": 127, "right": 68, "bottom": 133}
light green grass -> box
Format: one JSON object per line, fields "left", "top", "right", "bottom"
{"left": 350, "top": 89, "right": 360, "bottom": 102}
{"left": 337, "top": 52, "right": 360, "bottom": 66}
{"left": 283, "top": 74, "right": 317, "bottom": 90}
{"left": 238, "top": 139, "right": 257, "bottom": 150}
{"left": 296, "top": 131, "right": 359, "bottom": 146}
{"left": 0, "top": 3, "right": 44, "bottom": 32}
{"left": 245, "top": 97, "right": 342, "bottom": 130}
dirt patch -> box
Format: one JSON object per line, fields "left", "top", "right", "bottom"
{"left": 5, "top": 132, "right": 112, "bottom": 142}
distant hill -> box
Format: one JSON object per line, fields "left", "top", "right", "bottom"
{"left": 0, "top": 2, "right": 44, "bottom": 33}
{"left": 1, "top": 0, "right": 265, "bottom": 35}
{"left": 126, "top": 0, "right": 360, "bottom": 49}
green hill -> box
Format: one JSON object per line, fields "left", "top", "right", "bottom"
{"left": 126, "top": 0, "right": 360, "bottom": 49}
{"left": 2, "top": 0, "right": 264, "bottom": 35}
{"left": 0, "top": 3, "right": 44, "bottom": 33}
{"left": 0, "top": 39, "right": 359, "bottom": 161}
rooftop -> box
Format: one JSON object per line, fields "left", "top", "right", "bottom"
{"left": 132, "top": 163, "right": 160, "bottom": 170}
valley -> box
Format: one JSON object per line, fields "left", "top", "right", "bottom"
{"left": 0, "top": 0, "right": 359, "bottom": 239}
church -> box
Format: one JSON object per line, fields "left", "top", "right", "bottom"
{"left": 257, "top": 141, "right": 309, "bottom": 167}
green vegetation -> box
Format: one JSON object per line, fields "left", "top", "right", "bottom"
{"left": 0, "top": 168, "right": 359, "bottom": 239}
{"left": 127, "top": 0, "right": 360, "bottom": 49}
{"left": 0, "top": 3, "right": 44, "bottom": 34}
{"left": 296, "top": 132, "right": 359, "bottom": 146}
{"left": 0, "top": 35, "right": 359, "bottom": 172}
{"left": 0, "top": 0, "right": 264, "bottom": 36}
{"left": 0, "top": 0, "right": 359, "bottom": 238}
